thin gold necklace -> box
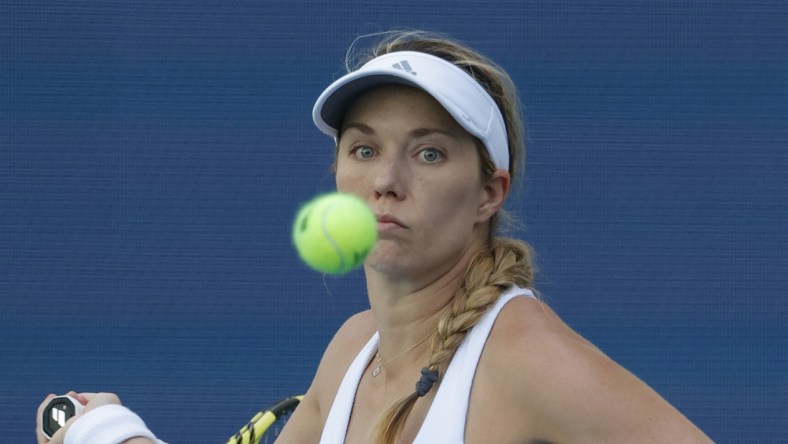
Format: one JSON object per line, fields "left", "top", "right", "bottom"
{"left": 372, "top": 328, "right": 437, "bottom": 377}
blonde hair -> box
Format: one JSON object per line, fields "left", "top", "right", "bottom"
{"left": 338, "top": 30, "right": 536, "bottom": 443}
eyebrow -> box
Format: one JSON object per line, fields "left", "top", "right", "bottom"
{"left": 341, "top": 122, "right": 375, "bottom": 135}
{"left": 342, "top": 122, "right": 456, "bottom": 139}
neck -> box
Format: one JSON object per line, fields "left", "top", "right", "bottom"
{"left": 363, "top": 246, "right": 477, "bottom": 369}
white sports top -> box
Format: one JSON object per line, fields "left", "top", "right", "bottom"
{"left": 319, "top": 285, "right": 535, "bottom": 444}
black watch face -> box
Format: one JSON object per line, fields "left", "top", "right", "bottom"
{"left": 42, "top": 397, "right": 77, "bottom": 438}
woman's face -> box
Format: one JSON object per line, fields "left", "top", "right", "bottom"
{"left": 335, "top": 85, "right": 505, "bottom": 280}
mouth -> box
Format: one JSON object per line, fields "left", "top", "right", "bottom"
{"left": 376, "top": 214, "right": 408, "bottom": 230}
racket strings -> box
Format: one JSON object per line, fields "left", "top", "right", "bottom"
{"left": 262, "top": 411, "right": 295, "bottom": 444}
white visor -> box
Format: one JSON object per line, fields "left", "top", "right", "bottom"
{"left": 312, "top": 51, "right": 509, "bottom": 171}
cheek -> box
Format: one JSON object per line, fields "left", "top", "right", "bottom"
{"left": 334, "top": 163, "right": 369, "bottom": 195}
{"left": 419, "top": 178, "right": 482, "bottom": 222}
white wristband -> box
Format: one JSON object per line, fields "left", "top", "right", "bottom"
{"left": 64, "top": 404, "right": 166, "bottom": 444}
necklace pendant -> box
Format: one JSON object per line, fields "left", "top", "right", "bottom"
{"left": 372, "top": 365, "right": 381, "bottom": 377}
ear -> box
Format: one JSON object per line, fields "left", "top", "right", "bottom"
{"left": 477, "top": 169, "right": 510, "bottom": 223}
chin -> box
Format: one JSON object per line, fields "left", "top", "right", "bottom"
{"left": 364, "top": 247, "right": 416, "bottom": 278}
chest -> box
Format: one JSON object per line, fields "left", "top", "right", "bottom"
{"left": 343, "top": 370, "right": 436, "bottom": 443}
{"left": 341, "top": 360, "right": 535, "bottom": 444}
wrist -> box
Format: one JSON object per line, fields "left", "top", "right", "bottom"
{"left": 64, "top": 404, "right": 161, "bottom": 444}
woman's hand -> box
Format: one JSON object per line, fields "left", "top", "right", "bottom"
{"left": 36, "top": 392, "right": 123, "bottom": 444}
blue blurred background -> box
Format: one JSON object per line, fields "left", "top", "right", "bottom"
{"left": 2, "top": 1, "right": 786, "bottom": 442}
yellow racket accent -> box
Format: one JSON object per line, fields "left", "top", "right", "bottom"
{"left": 226, "top": 395, "right": 303, "bottom": 444}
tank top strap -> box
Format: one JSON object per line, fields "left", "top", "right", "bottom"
{"left": 319, "top": 331, "right": 379, "bottom": 444}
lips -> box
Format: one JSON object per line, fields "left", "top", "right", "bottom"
{"left": 376, "top": 214, "right": 408, "bottom": 229}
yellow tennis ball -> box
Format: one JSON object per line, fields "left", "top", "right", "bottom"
{"left": 292, "top": 192, "right": 377, "bottom": 274}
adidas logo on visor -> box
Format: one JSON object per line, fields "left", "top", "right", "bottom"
{"left": 392, "top": 60, "right": 417, "bottom": 75}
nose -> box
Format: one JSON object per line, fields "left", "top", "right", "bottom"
{"left": 373, "top": 155, "right": 407, "bottom": 201}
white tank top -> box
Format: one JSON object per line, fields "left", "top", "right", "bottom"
{"left": 319, "top": 285, "right": 535, "bottom": 444}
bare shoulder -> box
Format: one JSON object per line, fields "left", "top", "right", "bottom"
{"left": 478, "top": 295, "right": 712, "bottom": 443}
{"left": 276, "top": 310, "right": 376, "bottom": 443}
{"left": 486, "top": 295, "right": 606, "bottom": 367}
{"left": 323, "top": 310, "right": 377, "bottom": 360}
{"left": 313, "top": 310, "right": 377, "bottom": 413}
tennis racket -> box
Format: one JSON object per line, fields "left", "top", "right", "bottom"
{"left": 226, "top": 395, "right": 303, "bottom": 444}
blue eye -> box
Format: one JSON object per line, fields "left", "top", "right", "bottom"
{"left": 353, "top": 146, "right": 375, "bottom": 159}
{"left": 420, "top": 148, "right": 442, "bottom": 162}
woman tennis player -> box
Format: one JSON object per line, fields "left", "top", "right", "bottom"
{"left": 37, "top": 30, "right": 711, "bottom": 443}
